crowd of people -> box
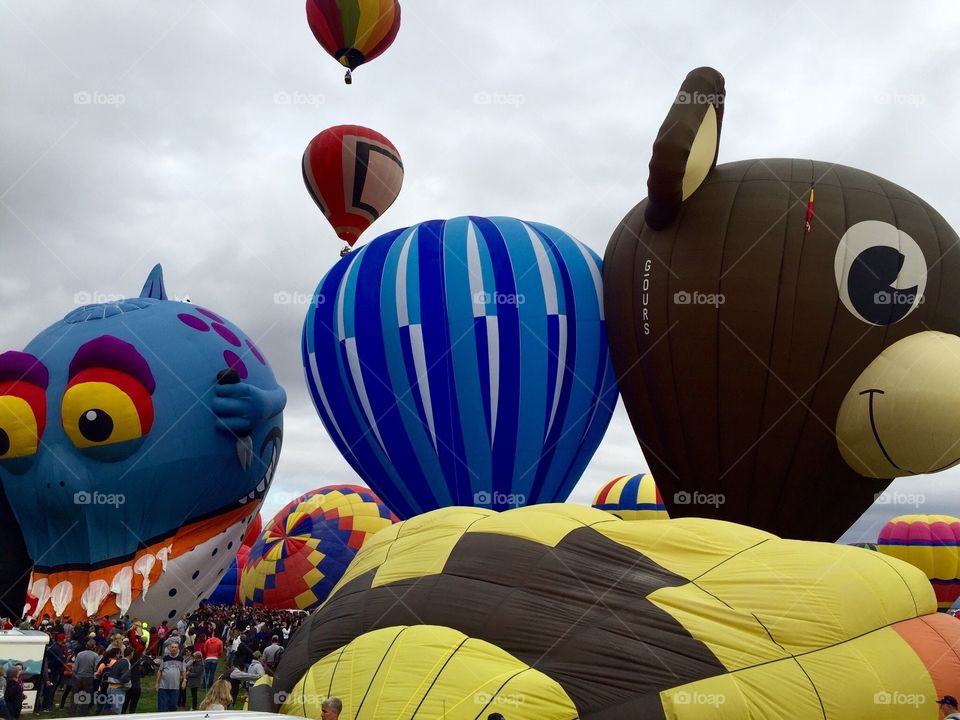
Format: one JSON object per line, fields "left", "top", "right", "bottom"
{"left": 1, "top": 604, "right": 307, "bottom": 715}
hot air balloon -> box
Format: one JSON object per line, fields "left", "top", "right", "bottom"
{"left": 878, "top": 515, "right": 960, "bottom": 610}
{"left": 251, "top": 505, "right": 960, "bottom": 719}
{"left": 302, "top": 216, "right": 618, "bottom": 519}
{"left": 306, "top": 0, "right": 401, "bottom": 84}
{"left": 302, "top": 125, "right": 403, "bottom": 255}
{"left": 0, "top": 265, "right": 285, "bottom": 623}
{"left": 238, "top": 485, "right": 396, "bottom": 610}
{"left": 592, "top": 473, "right": 668, "bottom": 520}
{"left": 604, "top": 66, "right": 960, "bottom": 542}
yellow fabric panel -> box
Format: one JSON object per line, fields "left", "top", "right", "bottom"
{"left": 282, "top": 625, "right": 578, "bottom": 720}
{"left": 877, "top": 544, "right": 960, "bottom": 580}
{"left": 294, "top": 588, "right": 318, "bottom": 610}
{"left": 302, "top": 568, "right": 325, "bottom": 587}
{"left": 595, "top": 517, "right": 774, "bottom": 580}
{"left": 694, "top": 540, "right": 934, "bottom": 655}
{"left": 371, "top": 507, "right": 494, "bottom": 588}
{"left": 648, "top": 583, "right": 789, "bottom": 670}
{"left": 661, "top": 658, "right": 822, "bottom": 718}
{"left": 355, "top": 0, "right": 394, "bottom": 52}
{"left": 350, "top": 513, "right": 395, "bottom": 535}
{"left": 466, "top": 503, "right": 617, "bottom": 547}
{"left": 636, "top": 473, "right": 658, "bottom": 506}
{"left": 798, "top": 625, "right": 937, "bottom": 719}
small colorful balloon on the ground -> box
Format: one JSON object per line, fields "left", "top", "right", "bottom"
{"left": 592, "top": 473, "right": 668, "bottom": 520}
{"left": 239, "top": 485, "right": 396, "bottom": 610}
{"left": 302, "top": 125, "right": 403, "bottom": 252}
{"left": 878, "top": 514, "right": 960, "bottom": 610}
{"left": 306, "top": 0, "right": 401, "bottom": 84}
{"left": 302, "top": 217, "right": 617, "bottom": 519}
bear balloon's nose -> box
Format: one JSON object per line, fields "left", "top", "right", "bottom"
{"left": 836, "top": 331, "right": 960, "bottom": 478}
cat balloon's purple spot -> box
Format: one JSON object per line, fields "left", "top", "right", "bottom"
{"left": 177, "top": 314, "right": 210, "bottom": 332}
{"left": 247, "top": 340, "right": 266, "bottom": 365}
{"left": 223, "top": 350, "right": 248, "bottom": 379}
{"left": 212, "top": 323, "right": 241, "bottom": 347}
{"left": 196, "top": 307, "right": 224, "bottom": 323}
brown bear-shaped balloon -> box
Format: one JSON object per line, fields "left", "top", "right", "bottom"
{"left": 605, "top": 67, "right": 960, "bottom": 541}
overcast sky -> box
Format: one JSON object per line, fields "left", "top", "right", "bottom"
{"left": 2, "top": 0, "right": 959, "bottom": 545}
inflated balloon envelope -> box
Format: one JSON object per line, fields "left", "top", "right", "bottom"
{"left": 251, "top": 505, "right": 960, "bottom": 719}
{"left": 0, "top": 265, "right": 286, "bottom": 622}
{"left": 605, "top": 67, "right": 960, "bottom": 541}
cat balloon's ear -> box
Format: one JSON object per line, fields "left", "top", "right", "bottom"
{"left": 645, "top": 67, "right": 725, "bottom": 230}
{"left": 139, "top": 264, "right": 167, "bottom": 301}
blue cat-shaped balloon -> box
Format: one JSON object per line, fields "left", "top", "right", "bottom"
{"left": 0, "top": 265, "right": 285, "bottom": 622}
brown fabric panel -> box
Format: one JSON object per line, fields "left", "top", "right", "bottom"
{"left": 271, "top": 528, "right": 723, "bottom": 719}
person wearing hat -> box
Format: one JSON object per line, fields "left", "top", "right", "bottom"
{"left": 939, "top": 695, "right": 960, "bottom": 719}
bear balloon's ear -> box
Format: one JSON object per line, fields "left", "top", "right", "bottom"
{"left": 645, "top": 67, "right": 725, "bottom": 230}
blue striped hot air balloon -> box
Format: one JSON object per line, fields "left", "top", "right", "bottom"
{"left": 302, "top": 216, "right": 617, "bottom": 518}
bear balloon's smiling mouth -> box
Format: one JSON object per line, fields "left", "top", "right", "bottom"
{"left": 861, "top": 389, "right": 960, "bottom": 474}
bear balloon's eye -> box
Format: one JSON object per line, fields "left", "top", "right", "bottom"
{"left": 62, "top": 368, "right": 153, "bottom": 457}
{"left": 834, "top": 220, "right": 927, "bottom": 325}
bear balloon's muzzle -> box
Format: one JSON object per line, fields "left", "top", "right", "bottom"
{"left": 837, "top": 331, "right": 960, "bottom": 478}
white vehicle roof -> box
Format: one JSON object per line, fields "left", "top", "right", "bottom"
{"left": 0, "top": 629, "right": 50, "bottom": 644}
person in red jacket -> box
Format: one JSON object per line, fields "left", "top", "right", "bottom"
{"left": 201, "top": 634, "right": 223, "bottom": 689}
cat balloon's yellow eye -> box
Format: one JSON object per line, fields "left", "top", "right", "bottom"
{"left": 0, "top": 392, "right": 41, "bottom": 459}
{"left": 61, "top": 368, "right": 154, "bottom": 449}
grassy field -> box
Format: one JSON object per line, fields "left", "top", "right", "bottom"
{"left": 41, "top": 657, "right": 239, "bottom": 717}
